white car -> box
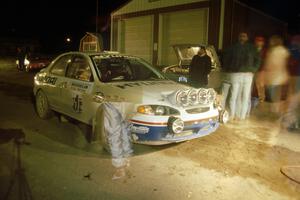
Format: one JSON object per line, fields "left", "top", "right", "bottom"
{"left": 33, "top": 51, "right": 228, "bottom": 145}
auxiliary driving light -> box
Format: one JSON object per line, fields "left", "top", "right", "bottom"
{"left": 168, "top": 116, "right": 184, "bottom": 134}
{"left": 198, "top": 88, "right": 208, "bottom": 104}
{"left": 176, "top": 90, "right": 189, "bottom": 107}
{"left": 207, "top": 88, "right": 216, "bottom": 103}
{"left": 188, "top": 89, "right": 198, "bottom": 105}
{"left": 167, "top": 88, "right": 217, "bottom": 107}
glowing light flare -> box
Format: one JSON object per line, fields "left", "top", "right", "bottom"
{"left": 66, "top": 37, "right": 71, "bottom": 43}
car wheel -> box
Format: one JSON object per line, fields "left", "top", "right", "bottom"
{"left": 35, "top": 90, "right": 53, "bottom": 119}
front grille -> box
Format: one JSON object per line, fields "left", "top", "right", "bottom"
{"left": 185, "top": 107, "right": 210, "bottom": 114}
{"left": 184, "top": 116, "right": 219, "bottom": 127}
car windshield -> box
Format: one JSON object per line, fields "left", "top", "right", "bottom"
{"left": 91, "top": 55, "right": 166, "bottom": 82}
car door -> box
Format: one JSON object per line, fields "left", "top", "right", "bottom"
{"left": 44, "top": 54, "right": 72, "bottom": 111}
{"left": 61, "top": 54, "right": 95, "bottom": 124}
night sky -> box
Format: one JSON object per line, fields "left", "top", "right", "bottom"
{"left": 0, "top": 0, "right": 299, "bottom": 53}
{"left": 0, "top": 0, "right": 129, "bottom": 53}
{"left": 239, "top": 0, "right": 299, "bottom": 32}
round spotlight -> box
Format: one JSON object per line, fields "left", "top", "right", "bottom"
{"left": 207, "top": 88, "right": 216, "bottom": 104}
{"left": 198, "top": 88, "right": 208, "bottom": 104}
{"left": 176, "top": 90, "right": 189, "bottom": 107}
{"left": 188, "top": 89, "right": 198, "bottom": 105}
{"left": 168, "top": 116, "right": 184, "bottom": 134}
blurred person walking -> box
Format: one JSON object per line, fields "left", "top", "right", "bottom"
{"left": 288, "top": 34, "right": 300, "bottom": 95}
{"left": 280, "top": 91, "right": 300, "bottom": 130}
{"left": 263, "top": 35, "right": 290, "bottom": 114}
{"left": 189, "top": 46, "right": 212, "bottom": 88}
{"left": 253, "top": 36, "right": 267, "bottom": 102}
{"left": 280, "top": 35, "right": 300, "bottom": 130}
{"left": 221, "top": 32, "right": 260, "bottom": 120}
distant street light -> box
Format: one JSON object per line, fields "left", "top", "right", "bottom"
{"left": 66, "top": 38, "right": 71, "bottom": 43}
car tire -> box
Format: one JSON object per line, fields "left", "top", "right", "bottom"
{"left": 35, "top": 90, "right": 53, "bottom": 119}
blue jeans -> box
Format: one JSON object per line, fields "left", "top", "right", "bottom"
{"left": 221, "top": 72, "right": 253, "bottom": 120}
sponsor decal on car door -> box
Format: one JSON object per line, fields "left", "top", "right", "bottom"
{"left": 45, "top": 54, "right": 72, "bottom": 111}
{"left": 61, "top": 55, "right": 95, "bottom": 123}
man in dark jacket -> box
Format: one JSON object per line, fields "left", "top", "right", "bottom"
{"left": 221, "top": 32, "right": 260, "bottom": 120}
{"left": 189, "top": 46, "right": 212, "bottom": 88}
{"left": 17, "top": 47, "right": 26, "bottom": 71}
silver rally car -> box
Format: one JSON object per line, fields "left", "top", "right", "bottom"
{"left": 33, "top": 51, "right": 228, "bottom": 145}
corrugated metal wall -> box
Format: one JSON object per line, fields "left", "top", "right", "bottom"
{"left": 158, "top": 8, "right": 209, "bottom": 66}
{"left": 118, "top": 15, "right": 154, "bottom": 62}
{"left": 113, "top": 0, "right": 206, "bottom": 15}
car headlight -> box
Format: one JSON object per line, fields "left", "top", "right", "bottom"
{"left": 24, "top": 58, "right": 30, "bottom": 65}
{"left": 137, "top": 105, "right": 179, "bottom": 116}
{"left": 155, "top": 106, "right": 165, "bottom": 115}
{"left": 137, "top": 105, "right": 154, "bottom": 115}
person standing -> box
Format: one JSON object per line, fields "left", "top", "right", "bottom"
{"left": 16, "top": 47, "right": 25, "bottom": 71}
{"left": 221, "top": 32, "right": 260, "bottom": 120}
{"left": 189, "top": 46, "right": 212, "bottom": 88}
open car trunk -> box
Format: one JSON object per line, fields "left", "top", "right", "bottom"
{"left": 163, "top": 44, "right": 222, "bottom": 90}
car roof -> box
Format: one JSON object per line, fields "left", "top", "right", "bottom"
{"left": 63, "top": 51, "right": 136, "bottom": 59}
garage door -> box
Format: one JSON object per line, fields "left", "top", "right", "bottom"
{"left": 119, "top": 15, "right": 153, "bottom": 63}
{"left": 159, "top": 8, "right": 209, "bottom": 66}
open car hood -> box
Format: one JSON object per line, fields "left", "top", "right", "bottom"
{"left": 172, "top": 44, "right": 221, "bottom": 69}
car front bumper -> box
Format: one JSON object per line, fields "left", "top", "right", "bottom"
{"left": 130, "top": 116, "right": 219, "bottom": 145}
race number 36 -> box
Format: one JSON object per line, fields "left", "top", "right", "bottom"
{"left": 72, "top": 95, "right": 82, "bottom": 113}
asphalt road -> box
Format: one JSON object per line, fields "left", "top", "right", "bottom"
{"left": 0, "top": 60, "right": 300, "bottom": 200}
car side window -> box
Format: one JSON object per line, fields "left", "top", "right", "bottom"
{"left": 66, "top": 56, "right": 93, "bottom": 82}
{"left": 50, "top": 55, "right": 72, "bottom": 76}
